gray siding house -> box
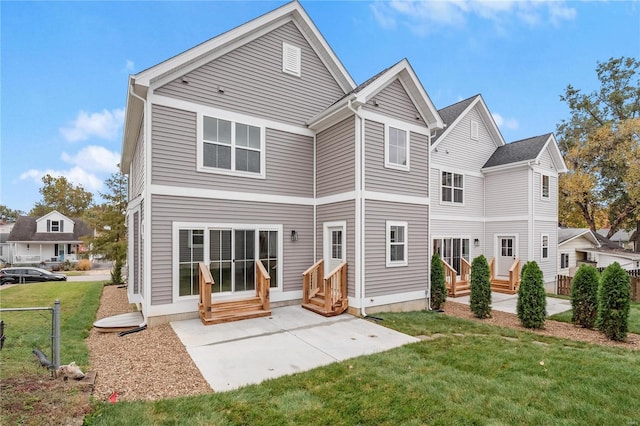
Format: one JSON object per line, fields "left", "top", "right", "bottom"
{"left": 121, "top": 1, "right": 564, "bottom": 326}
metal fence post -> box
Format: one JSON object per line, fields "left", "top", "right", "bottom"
{"left": 53, "top": 299, "right": 60, "bottom": 369}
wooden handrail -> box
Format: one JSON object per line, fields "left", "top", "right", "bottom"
{"left": 324, "top": 261, "right": 347, "bottom": 312}
{"left": 198, "top": 262, "right": 214, "bottom": 316}
{"left": 508, "top": 258, "right": 520, "bottom": 292}
{"left": 488, "top": 257, "right": 495, "bottom": 282}
{"left": 256, "top": 261, "right": 271, "bottom": 312}
{"left": 442, "top": 259, "right": 457, "bottom": 295}
{"left": 460, "top": 257, "right": 471, "bottom": 284}
{"left": 302, "top": 259, "right": 324, "bottom": 304}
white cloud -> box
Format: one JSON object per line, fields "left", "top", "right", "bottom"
{"left": 492, "top": 112, "right": 519, "bottom": 130}
{"left": 19, "top": 167, "right": 105, "bottom": 193}
{"left": 61, "top": 145, "right": 120, "bottom": 173}
{"left": 373, "top": 0, "right": 577, "bottom": 34}
{"left": 124, "top": 59, "right": 135, "bottom": 73}
{"left": 60, "top": 108, "right": 125, "bottom": 142}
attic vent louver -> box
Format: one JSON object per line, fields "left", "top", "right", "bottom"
{"left": 282, "top": 42, "right": 301, "bottom": 77}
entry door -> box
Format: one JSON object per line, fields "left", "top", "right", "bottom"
{"left": 209, "top": 229, "right": 255, "bottom": 293}
{"left": 324, "top": 222, "right": 346, "bottom": 273}
{"left": 497, "top": 236, "right": 516, "bottom": 277}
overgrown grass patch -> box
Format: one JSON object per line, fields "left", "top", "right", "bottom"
{"left": 550, "top": 302, "right": 640, "bottom": 334}
{"left": 86, "top": 311, "right": 640, "bottom": 425}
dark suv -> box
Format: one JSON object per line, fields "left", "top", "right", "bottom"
{"left": 0, "top": 267, "right": 67, "bottom": 285}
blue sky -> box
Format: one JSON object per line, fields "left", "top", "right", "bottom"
{"left": 1, "top": 0, "right": 638, "bottom": 214}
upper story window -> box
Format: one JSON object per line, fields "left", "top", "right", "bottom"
{"left": 386, "top": 221, "right": 408, "bottom": 267}
{"left": 560, "top": 253, "right": 569, "bottom": 269}
{"left": 470, "top": 120, "right": 479, "bottom": 140}
{"left": 441, "top": 171, "right": 463, "bottom": 204}
{"left": 282, "top": 42, "right": 301, "bottom": 77}
{"left": 47, "top": 219, "right": 64, "bottom": 232}
{"left": 541, "top": 174, "right": 550, "bottom": 199}
{"left": 385, "top": 125, "right": 409, "bottom": 171}
{"left": 201, "top": 115, "right": 264, "bottom": 178}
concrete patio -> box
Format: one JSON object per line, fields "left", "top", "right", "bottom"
{"left": 452, "top": 292, "right": 572, "bottom": 316}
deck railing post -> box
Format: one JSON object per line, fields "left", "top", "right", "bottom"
{"left": 52, "top": 299, "right": 60, "bottom": 369}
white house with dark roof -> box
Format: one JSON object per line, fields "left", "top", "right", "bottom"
{"left": 430, "top": 94, "right": 567, "bottom": 294}
{"left": 7, "top": 210, "right": 92, "bottom": 265}
{"left": 120, "top": 1, "right": 566, "bottom": 326}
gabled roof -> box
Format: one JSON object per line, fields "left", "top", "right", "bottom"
{"left": 597, "top": 228, "right": 634, "bottom": 243}
{"left": 308, "top": 58, "right": 443, "bottom": 131}
{"left": 7, "top": 216, "right": 92, "bottom": 243}
{"left": 482, "top": 133, "right": 568, "bottom": 172}
{"left": 121, "top": 1, "right": 356, "bottom": 172}
{"left": 558, "top": 228, "right": 599, "bottom": 246}
{"left": 36, "top": 210, "right": 74, "bottom": 226}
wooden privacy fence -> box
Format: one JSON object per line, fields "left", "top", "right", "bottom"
{"left": 557, "top": 274, "right": 640, "bottom": 302}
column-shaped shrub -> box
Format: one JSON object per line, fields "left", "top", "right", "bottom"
{"left": 597, "top": 262, "right": 631, "bottom": 341}
{"left": 470, "top": 255, "right": 491, "bottom": 318}
{"left": 430, "top": 253, "right": 447, "bottom": 311}
{"left": 571, "top": 264, "right": 599, "bottom": 328}
{"left": 517, "top": 261, "right": 547, "bottom": 329}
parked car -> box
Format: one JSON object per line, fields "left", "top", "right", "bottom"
{"left": 0, "top": 267, "right": 67, "bottom": 285}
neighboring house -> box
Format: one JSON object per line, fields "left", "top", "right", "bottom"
{"left": 558, "top": 227, "right": 640, "bottom": 274}
{"left": 597, "top": 228, "right": 635, "bottom": 250}
{"left": 430, "top": 95, "right": 567, "bottom": 293}
{"left": 557, "top": 228, "right": 600, "bottom": 276}
{"left": 120, "top": 1, "right": 565, "bottom": 326}
{"left": 7, "top": 211, "right": 91, "bottom": 265}
{"left": 0, "top": 220, "right": 16, "bottom": 263}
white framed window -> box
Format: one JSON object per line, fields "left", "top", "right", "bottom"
{"left": 470, "top": 120, "right": 479, "bottom": 140}
{"left": 386, "top": 221, "right": 408, "bottom": 267}
{"left": 441, "top": 171, "right": 463, "bottom": 204}
{"left": 385, "top": 125, "right": 410, "bottom": 171}
{"left": 282, "top": 42, "right": 301, "bottom": 77}
{"left": 47, "top": 219, "right": 63, "bottom": 232}
{"left": 331, "top": 230, "right": 343, "bottom": 260}
{"left": 541, "top": 234, "right": 549, "bottom": 259}
{"left": 560, "top": 253, "right": 570, "bottom": 269}
{"left": 200, "top": 114, "right": 265, "bottom": 178}
{"left": 541, "top": 174, "right": 550, "bottom": 199}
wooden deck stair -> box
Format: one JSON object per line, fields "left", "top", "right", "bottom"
{"left": 198, "top": 262, "right": 271, "bottom": 325}
{"left": 302, "top": 260, "right": 348, "bottom": 317}
{"left": 200, "top": 296, "right": 270, "bottom": 325}
{"left": 444, "top": 257, "right": 521, "bottom": 297}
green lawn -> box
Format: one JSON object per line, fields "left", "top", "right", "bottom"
{"left": 549, "top": 301, "right": 640, "bottom": 334}
{"left": 0, "top": 281, "right": 103, "bottom": 377}
{"left": 86, "top": 311, "right": 640, "bottom": 425}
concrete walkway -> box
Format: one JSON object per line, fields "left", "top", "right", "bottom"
{"left": 452, "top": 292, "right": 572, "bottom": 316}
{"left": 171, "top": 305, "right": 419, "bottom": 392}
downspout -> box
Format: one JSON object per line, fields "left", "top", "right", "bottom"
{"left": 347, "top": 99, "right": 367, "bottom": 317}
{"left": 313, "top": 134, "right": 317, "bottom": 261}
{"left": 128, "top": 83, "right": 148, "bottom": 329}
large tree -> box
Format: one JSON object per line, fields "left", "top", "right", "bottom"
{"left": 30, "top": 174, "right": 94, "bottom": 218}
{"left": 557, "top": 57, "right": 640, "bottom": 237}
{"left": 83, "top": 171, "right": 128, "bottom": 280}
{"left": 0, "top": 205, "right": 25, "bottom": 221}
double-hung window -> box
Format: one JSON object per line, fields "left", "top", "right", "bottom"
{"left": 541, "top": 175, "right": 550, "bottom": 199}
{"left": 560, "top": 253, "right": 569, "bottom": 269}
{"left": 541, "top": 234, "right": 549, "bottom": 259}
{"left": 441, "top": 171, "right": 463, "bottom": 204}
{"left": 202, "top": 115, "right": 263, "bottom": 176}
{"left": 385, "top": 125, "right": 409, "bottom": 170}
{"left": 386, "top": 221, "right": 408, "bottom": 267}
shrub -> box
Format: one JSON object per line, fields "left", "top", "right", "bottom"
{"left": 596, "top": 262, "right": 631, "bottom": 341}
{"left": 570, "top": 264, "right": 599, "bottom": 328}
{"left": 111, "top": 258, "right": 124, "bottom": 284}
{"left": 430, "top": 253, "right": 447, "bottom": 311}
{"left": 75, "top": 259, "right": 92, "bottom": 271}
{"left": 517, "top": 261, "right": 546, "bottom": 329}
{"left": 470, "top": 255, "right": 491, "bottom": 318}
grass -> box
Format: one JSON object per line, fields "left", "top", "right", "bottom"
{"left": 549, "top": 301, "right": 640, "bottom": 334}
{"left": 86, "top": 311, "right": 640, "bottom": 425}
{"left": 0, "top": 281, "right": 104, "bottom": 425}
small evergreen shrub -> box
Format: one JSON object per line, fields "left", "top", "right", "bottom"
{"left": 75, "top": 259, "right": 92, "bottom": 271}
{"left": 430, "top": 253, "right": 447, "bottom": 311}
{"left": 596, "top": 262, "right": 631, "bottom": 341}
{"left": 111, "top": 258, "right": 124, "bottom": 284}
{"left": 570, "top": 264, "right": 599, "bottom": 328}
{"left": 517, "top": 261, "right": 546, "bottom": 329}
{"left": 470, "top": 255, "right": 491, "bottom": 318}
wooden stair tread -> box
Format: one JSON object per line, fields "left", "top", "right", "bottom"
{"left": 302, "top": 302, "right": 346, "bottom": 317}
{"left": 200, "top": 309, "right": 271, "bottom": 325}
